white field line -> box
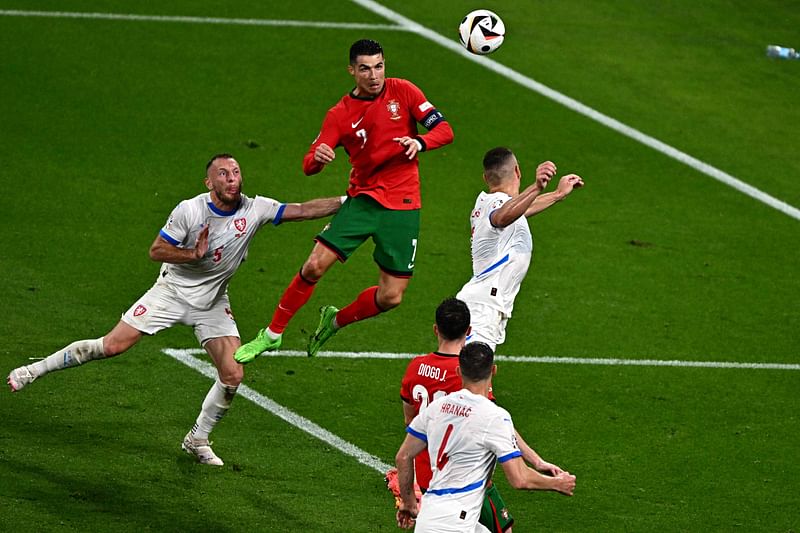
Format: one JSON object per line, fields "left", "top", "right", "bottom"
{"left": 0, "top": 9, "right": 407, "bottom": 31}
{"left": 350, "top": 0, "right": 800, "bottom": 222}
{"left": 5, "top": 7, "right": 797, "bottom": 221}
{"left": 168, "top": 348, "right": 800, "bottom": 370}
{"left": 163, "top": 348, "right": 393, "bottom": 473}
{"left": 163, "top": 346, "right": 798, "bottom": 474}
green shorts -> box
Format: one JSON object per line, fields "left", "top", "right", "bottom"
{"left": 316, "top": 194, "right": 420, "bottom": 277}
{"left": 480, "top": 484, "right": 514, "bottom": 533}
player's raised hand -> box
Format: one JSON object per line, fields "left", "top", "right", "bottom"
{"left": 555, "top": 174, "right": 585, "bottom": 198}
{"left": 194, "top": 224, "right": 209, "bottom": 260}
{"left": 535, "top": 160, "right": 557, "bottom": 190}
{"left": 314, "top": 143, "right": 336, "bottom": 165}
{"left": 393, "top": 136, "right": 421, "bottom": 159}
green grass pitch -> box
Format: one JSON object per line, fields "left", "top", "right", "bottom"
{"left": 1, "top": 1, "right": 798, "bottom": 531}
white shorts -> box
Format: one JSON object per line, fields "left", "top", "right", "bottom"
{"left": 122, "top": 281, "right": 239, "bottom": 346}
{"left": 464, "top": 302, "right": 507, "bottom": 352}
{"left": 415, "top": 493, "right": 485, "bottom": 533}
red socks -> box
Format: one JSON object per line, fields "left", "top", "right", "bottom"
{"left": 335, "top": 286, "right": 383, "bottom": 327}
{"left": 269, "top": 273, "right": 317, "bottom": 333}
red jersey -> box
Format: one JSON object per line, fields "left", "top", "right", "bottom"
{"left": 400, "top": 352, "right": 495, "bottom": 490}
{"left": 303, "top": 78, "right": 453, "bottom": 210}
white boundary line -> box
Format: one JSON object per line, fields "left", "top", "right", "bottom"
{"left": 0, "top": 9, "right": 407, "bottom": 31}
{"left": 168, "top": 347, "right": 800, "bottom": 370}
{"left": 163, "top": 346, "right": 798, "bottom": 474}
{"left": 350, "top": 0, "right": 800, "bottom": 222}
{"left": 163, "top": 348, "right": 393, "bottom": 473}
{"left": 5, "top": 6, "right": 798, "bottom": 220}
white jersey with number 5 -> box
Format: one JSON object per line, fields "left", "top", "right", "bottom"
{"left": 457, "top": 191, "right": 533, "bottom": 317}
{"left": 158, "top": 192, "right": 285, "bottom": 310}
{"left": 407, "top": 389, "right": 521, "bottom": 531}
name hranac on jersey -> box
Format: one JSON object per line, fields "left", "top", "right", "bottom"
{"left": 456, "top": 191, "right": 533, "bottom": 317}
{"left": 407, "top": 389, "right": 520, "bottom": 507}
{"left": 157, "top": 192, "right": 284, "bottom": 310}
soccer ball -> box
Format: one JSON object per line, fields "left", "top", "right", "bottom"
{"left": 458, "top": 10, "right": 505, "bottom": 55}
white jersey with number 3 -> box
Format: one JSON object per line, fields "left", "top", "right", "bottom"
{"left": 456, "top": 191, "right": 532, "bottom": 318}
{"left": 157, "top": 192, "right": 284, "bottom": 310}
{"left": 407, "top": 389, "right": 521, "bottom": 532}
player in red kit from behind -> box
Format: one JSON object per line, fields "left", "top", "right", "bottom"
{"left": 236, "top": 38, "right": 454, "bottom": 362}
{"left": 396, "top": 298, "right": 567, "bottom": 533}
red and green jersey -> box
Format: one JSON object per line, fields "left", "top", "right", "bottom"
{"left": 303, "top": 78, "right": 453, "bottom": 210}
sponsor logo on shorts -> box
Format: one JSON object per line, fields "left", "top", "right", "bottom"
{"left": 133, "top": 305, "right": 147, "bottom": 317}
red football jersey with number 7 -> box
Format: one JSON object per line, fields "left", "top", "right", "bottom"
{"left": 303, "top": 78, "right": 453, "bottom": 210}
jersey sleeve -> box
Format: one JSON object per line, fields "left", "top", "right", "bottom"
{"left": 400, "top": 360, "right": 418, "bottom": 403}
{"left": 402, "top": 80, "right": 453, "bottom": 151}
{"left": 253, "top": 196, "right": 286, "bottom": 227}
{"left": 483, "top": 409, "right": 521, "bottom": 463}
{"left": 303, "top": 107, "right": 342, "bottom": 175}
{"left": 159, "top": 200, "right": 192, "bottom": 246}
{"left": 406, "top": 405, "right": 430, "bottom": 442}
{"left": 487, "top": 196, "right": 508, "bottom": 229}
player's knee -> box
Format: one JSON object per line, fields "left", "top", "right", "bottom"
{"left": 220, "top": 365, "right": 244, "bottom": 386}
{"left": 301, "top": 258, "right": 326, "bottom": 281}
{"left": 102, "top": 337, "right": 126, "bottom": 357}
{"left": 377, "top": 288, "right": 404, "bottom": 310}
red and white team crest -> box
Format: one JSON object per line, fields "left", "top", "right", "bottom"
{"left": 234, "top": 218, "right": 247, "bottom": 233}
{"left": 386, "top": 99, "right": 402, "bottom": 120}
{"left": 133, "top": 305, "right": 147, "bottom": 317}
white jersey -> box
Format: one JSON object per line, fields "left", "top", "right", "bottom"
{"left": 408, "top": 389, "right": 521, "bottom": 531}
{"left": 157, "top": 192, "right": 284, "bottom": 310}
{"left": 456, "top": 191, "right": 532, "bottom": 317}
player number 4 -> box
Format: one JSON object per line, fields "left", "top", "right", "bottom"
{"left": 436, "top": 423, "right": 454, "bottom": 471}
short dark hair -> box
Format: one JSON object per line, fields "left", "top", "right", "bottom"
{"left": 459, "top": 342, "right": 494, "bottom": 382}
{"left": 435, "top": 298, "right": 471, "bottom": 341}
{"left": 349, "top": 39, "right": 384, "bottom": 64}
{"left": 206, "top": 153, "right": 235, "bottom": 171}
{"left": 482, "top": 147, "right": 515, "bottom": 186}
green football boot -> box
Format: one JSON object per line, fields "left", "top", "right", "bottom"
{"left": 307, "top": 305, "right": 339, "bottom": 357}
{"left": 234, "top": 328, "right": 282, "bottom": 364}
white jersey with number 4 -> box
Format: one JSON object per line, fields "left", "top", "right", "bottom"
{"left": 407, "top": 389, "right": 521, "bottom": 532}
{"left": 157, "top": 192, "right": 285, "bottom": 310}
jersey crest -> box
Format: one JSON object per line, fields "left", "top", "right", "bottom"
{"left": 386, "top": 99, "right": 402, "bottom": 120}
{"left": 234, "top": 218, "right": 247, "bottom": 233}
{"left": 133, "top": 305, "right": 147, "bottom": 317}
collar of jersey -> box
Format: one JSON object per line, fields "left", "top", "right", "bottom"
{"left": 348, "top": 84, "right": 386, "bottom": 101}
{"left": 206, "top": 199, "right": 241, "bottom": 217}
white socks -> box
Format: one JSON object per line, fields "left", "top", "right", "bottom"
{"left": 29, "top": 337, "right": 105, "bottom": 377}
{"left": 191, "top": 378, "right": 238, "bottom": 441}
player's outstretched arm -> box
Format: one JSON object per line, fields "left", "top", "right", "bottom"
{"left": 490, "top": 161, "right": 556, "bottom": 228}
{"left": 149, "top": 225, "right": 208, "bottom": 264}
{"left": 525, "top": 173, "right": 584, "bottom": 217}
{"left": 500, "top": 456, "right": 576, "bottom": 495}
{"left": 281, "top": 196, "right": 344, "bottom": 222}
{"left": 514, "top": 430, "right": 565, "bottom": 476}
